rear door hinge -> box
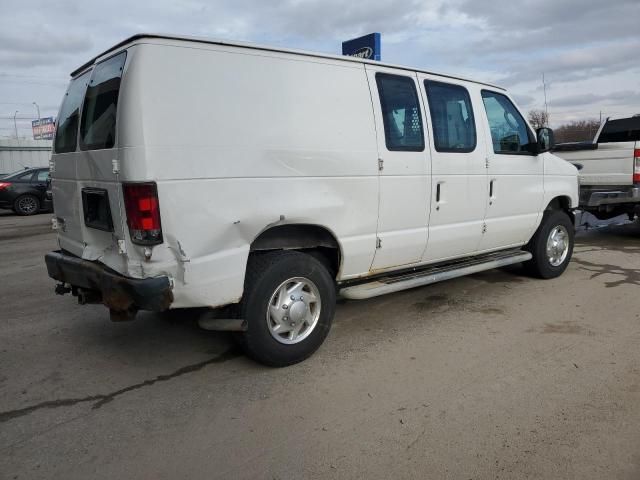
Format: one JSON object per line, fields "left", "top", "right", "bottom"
{"left": 485, "top": 157, "right": 490, "bottom": 169}
{"left": 112, "top": 159, "right": 120, "bottom": 174}
{"left": 378, "top": 158, "right": 384, "bottom": 171}
{"left": 117, "top": 239, "right": 127, "bottom": 255}
{"left": 481, "top": 223, "right": 487, "bottom": 234}
{"left": 376, "top": 237, "right": 382, "bottom": 249}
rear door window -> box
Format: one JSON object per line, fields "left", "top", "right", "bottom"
{"left": 424, "top": 80, "right": 476, "bottom": 152}
{"left": 375, "top": 73, "right": 425, "bottom": 151}
{"left": 54, "top": 71, "right": 90, "bottom": 154}
{"left": 80, "top": 51, "right": 126, "bottom": 150}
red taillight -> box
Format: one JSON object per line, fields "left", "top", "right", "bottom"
{"left": 122, "top": 182, "right": 163, "bottom": 245}
{"left": 634, "top": 149, "right": 640, "bottom": 183}
{"left": 0, "top": 182, "right": 10, "bottom": 190}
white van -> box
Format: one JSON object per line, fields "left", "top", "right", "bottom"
{"left": 46, "top": 34, "right": 579, "bottom": 366}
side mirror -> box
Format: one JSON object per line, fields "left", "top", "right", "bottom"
{"left": 536, "top": 127, "right": 555, "bottom": 154}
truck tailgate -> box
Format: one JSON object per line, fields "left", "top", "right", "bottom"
{"left": 555, "top": 142, "right": 635, "bottom": 186}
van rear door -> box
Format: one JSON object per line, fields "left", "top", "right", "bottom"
{"left": 364, "top": 66, "right": 431, "bottom": 270}
{"left": 52, "top": 52, "right": 128, "bottom": 271}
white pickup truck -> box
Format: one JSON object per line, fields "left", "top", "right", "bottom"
{"left": 554, "top": 116, "right": 640, "bottom": 220}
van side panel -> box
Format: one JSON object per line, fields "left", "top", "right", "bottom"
{"left": 118, "top": 44, "right": 379, "bottom": 308}
{"left": 543, "top": 153, "right": 580, "bottom": 210}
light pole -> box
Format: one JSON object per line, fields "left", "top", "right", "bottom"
{"left": 33, "top": 102, "right": 41, "bottom": 120}
{"left": 542, "top": 72, "right": 549, "bottom": 126}
{"left": 13, "top": 110, "right": 19, "bottom": 139}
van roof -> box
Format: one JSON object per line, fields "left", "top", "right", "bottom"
{"left": 71, "top": 33, "right": 506, "bottom": 91}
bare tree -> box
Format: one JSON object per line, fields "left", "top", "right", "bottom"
{"left": 528, "top": 109, "right": 549, "bottom": 129}
{"left": 554, "top": 119, "right": 601, "bottom": 144}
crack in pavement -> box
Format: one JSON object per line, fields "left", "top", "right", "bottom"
{"left": 0, "top": 347, "right": 240, "bottom": 424}
{"left": 572, "top": 257, "right": 640, "bottom": 288}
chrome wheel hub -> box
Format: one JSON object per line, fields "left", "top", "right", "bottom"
{"left": 546, "top": 225, "right": 569, "bottom": 267}
{"left": 266, "top": 277, "right": 321, "bottom": 345}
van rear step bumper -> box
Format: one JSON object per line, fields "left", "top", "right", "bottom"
{"left": 45, "top": 250, "right": 173, "bottom": 316}
{"left": 340, "top": 249, "right": 532, "bottom": 300}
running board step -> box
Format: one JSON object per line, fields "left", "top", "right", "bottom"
{"left": 339, "top": 250, "right": 532, "bottom": 300}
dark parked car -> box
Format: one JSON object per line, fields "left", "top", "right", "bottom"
{"left": 0, "top": 167, "right": 53, "bottom": 215}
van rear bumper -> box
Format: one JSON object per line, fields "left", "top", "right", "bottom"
{"left": 45, "top": 250, "right": 173, "bottom": 313}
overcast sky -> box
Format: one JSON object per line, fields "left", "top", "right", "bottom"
{"left": 1, "top": 0, "right": 639, "bottom": 138}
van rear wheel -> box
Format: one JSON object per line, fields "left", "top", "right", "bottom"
{"left": 240, "top": 250, "right": 336, "bottom": 367}
{"left": 524, "top": 210, "right": 574, "bottom": 279}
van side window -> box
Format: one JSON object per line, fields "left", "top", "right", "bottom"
{"left": 54, "top": 71, "right": 90, "bottom": 154}
{"left": 375, "top": 73, "right": 424, "bottom": 151}
{"left": 80, "top": 51, "right": 127, "bottom": 150}
{"left": 424, "top": 80, "right": 476, "bottom": 153}
{"left": 481, "top": 90, "right": 535, "bottom": 154}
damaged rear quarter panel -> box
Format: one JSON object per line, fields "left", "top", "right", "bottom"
{"left": 114, "top": 45, "right": 381, "bottom": 309}
{"left": 142, "top": 174, "right": 377, "bottom": 309}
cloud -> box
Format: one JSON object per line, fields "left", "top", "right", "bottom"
{"left": 496, "top": 39, "right": 640, "bottom": 87}
{"left": 455, "top": 0, "right": 639, "bottom": 49}
{"left": 0, "top": 0, "right": 638, "bottom": 136}
{"left": 0, "top": 30, "right": 93, "bottom": 55}
{"left": 550, "top": 91, "right": 640, "bottom": 108}
{"left": 511, "top": 94, "right": 536, "bottom": 109}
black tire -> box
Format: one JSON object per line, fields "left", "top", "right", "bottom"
{"left": 13, "top": 195, "right": 40, "bottom": 216}
{"left": 240, "top": 250, "right": 336, "bottom": 367}
{"left": 524, "top": 210, "right": 574, "bottom": 279}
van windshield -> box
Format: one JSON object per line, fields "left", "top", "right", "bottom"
{"left": 54, "top": 71, "right": 90, "bottom": 154}
{"left": 80, "top": 51, "right": 126, "bottom": 150}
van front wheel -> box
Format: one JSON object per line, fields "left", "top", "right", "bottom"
{"left": 524, "top": 210, "right": 574, "bottom": 279}
{"left": 240, "top": 250, "right": 336, "bottom": 367}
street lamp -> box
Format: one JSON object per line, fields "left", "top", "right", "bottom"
{"left": 33, "top": 102, "right": 41, "bottom": 120}
{"left": 13, "top": 110, "right": 19, "bottom": 139}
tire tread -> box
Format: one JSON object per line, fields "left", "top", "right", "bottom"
{"left": 524, "top": 210, "right": 574, "bottom": 279}
{"left": 240, "top": 250, "right": 335, "bottom": 367}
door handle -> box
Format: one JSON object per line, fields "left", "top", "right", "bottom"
{"left": 435, "top": 183, "right": 442, "bottom": 210}
{"left": 489, "top": 180, "right": 495, "bottom": 205}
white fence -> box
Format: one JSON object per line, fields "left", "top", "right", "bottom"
{"left": 0, "top": 139, "right": 52, "bottom": 175}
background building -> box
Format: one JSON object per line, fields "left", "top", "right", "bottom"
{"left": 0, "top": 138, "right": 51, "bottom": 175}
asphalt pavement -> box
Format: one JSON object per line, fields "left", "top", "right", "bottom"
{"left": 1, "top": 210, "right": 639, "bottom": 479}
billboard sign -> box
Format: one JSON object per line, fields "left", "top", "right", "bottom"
{"left": 32, "top": 117, "right": 55, "bottom": 140}
{"left": 342, "top": 33, "right": 381, "bottom": 61}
